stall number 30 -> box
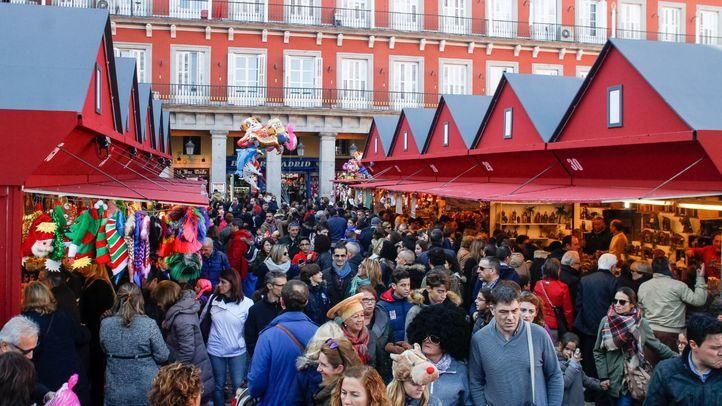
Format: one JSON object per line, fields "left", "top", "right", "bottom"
{"left": 566, "top": 158, "right": 584, "bottom": 171}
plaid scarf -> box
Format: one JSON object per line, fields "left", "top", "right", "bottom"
{"left": 601, "top": 305, "right": 644, "bottom": 360}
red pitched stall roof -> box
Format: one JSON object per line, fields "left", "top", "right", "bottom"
{"left": 362, "top": 115, "right": 399, "bottom": 163}
{"left": 423, "top": 95, "right": 492, "bottom": 158}
{"left": 387, "top": 108, "right": 436, "bottom": 160}
{"left": 472, "top": 73, "right": 582, "bottom": 154}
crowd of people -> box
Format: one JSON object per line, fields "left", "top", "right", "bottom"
{"left": 1, "top": 192, "right": 721, "bottom": 406}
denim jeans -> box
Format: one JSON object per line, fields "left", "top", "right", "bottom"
{"left": 615, "top": 393, "right": 633, "bottom": 406}
{"left": 209, "top": 353, "right": 247, "bottom": 406}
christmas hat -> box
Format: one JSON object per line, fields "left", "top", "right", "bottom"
{"left": 21, "top": 213, "right": 57, "bottom": 257}
{"left": 106, "top": 211, "right": 129, "bottom": 276}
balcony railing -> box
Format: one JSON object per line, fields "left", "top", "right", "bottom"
{"left": 12, "top": 1, "right": 722, "bottom": 46}
{"left": 151, "top": 83, "right": 439, "bottom": 111}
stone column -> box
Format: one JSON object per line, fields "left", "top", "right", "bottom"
{"left": 265, "top": 148, "right": 282, "bottom": 202}
{"left": 210, "top": 130, "right": 228, "bottom": 197}
{"left": 319, "top": 132, "right": 337, "bottom": 200}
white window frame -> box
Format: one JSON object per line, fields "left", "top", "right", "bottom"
{"left": 227, "top": 48, "right": 267, "bottom": 106}
{"left": 486, "top": 61, "right": 518, "bottom": 95}
{"left": 389, "top": 55, "right": 424, "bottom": 110}
{"left": 439, "top": 58, "right": 472, "bottom": 95}
{"left": 286, "top": 0, "right": 322, "bottom": 25}
{"left": 617, "top": 0, "right": 647, "bottom": 39}
{"left": 486, "top": 0, "right": 518, "bottom": 38}
{"left": 284, "top": 50, "right": 323, "bottom": 108}
{"left": 390, "top": 0, "right": 424, "bottom": 31}
{"left": 439, "top": 0, "right": 472, "bottom": 34}
{"left": 114, "top": 42, "right": 152, "bottom": 83}
{"left": 374, "top": 137, "right": 378, "bottom": 154}
{"left": 109, "top": 0, "right": 152, "bottom": 17}
{"left": 607, "top": 85, "right": 623, "bottom": 128}
{"left": 170, "top": 45, "right": 211, "bottom": 103}
{"left": 228, "top": 0, "right": 267, "bottom": 22}
{"left": 503, "top": 108, "right": 512, "bottom": 139}
{"left": 443, "top": 122, "right": 449, "bottom": 146}
{"left": 532, "top": 63, "right": 564, "bottom": 76}
{"left": 336, "top": 0, "right": 374, "bottom": 28}
{"left": 530, "top": 0, "right": 562, "bottom": 41}
{"left": 658, "top": 2, "right": 686, "bottom": 42}
{"left": 576, "top": 0, "right": 608, "bottom": 44}
{"left": 337, "top": 53, "right": 373, "bottom": 109}
{"left": 576, "top": 66, "right": 592, "bottom": 78}
{"left": 95, "top": 63, "right": 102, "bottom": 114}
{"left": 403, "top": 130, "right": 409, "bottom": 151}
{"left": 696, "top": 6, "right": 722, "bottom": 45}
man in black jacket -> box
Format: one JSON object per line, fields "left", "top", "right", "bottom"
{"left": 244, "top": 271, "right": 286, "bottom": 357}
{"left": 559, "top": 250, "right": 582, "bottom": 307}
{"left": 574, "top": 253, "right": 618, "bottom": 380}
{"left": 645, "top": 314, "right": 721, "bottom": 405}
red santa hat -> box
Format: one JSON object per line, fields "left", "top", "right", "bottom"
{"left": 21, "top": 213, "right": 57, "bottom": 257}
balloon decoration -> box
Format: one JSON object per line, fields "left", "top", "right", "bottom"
{"left": 339, "top": 151, "right": 371, "bottom": 180}
{"left": 235, "top": 116, "right": 298, "bottom": 190}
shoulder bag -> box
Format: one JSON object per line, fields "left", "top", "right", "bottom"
{"left": 540, "top": 282, "right": 569, "bottom": 338}
{"left": 199, "top": 294, "right": 216, "bottom": 343}
{"left": 624, "top": 356, "right": 652, "bottom": 400}
{"left": 526, "top": 321, "right": 537, "bottom": 406}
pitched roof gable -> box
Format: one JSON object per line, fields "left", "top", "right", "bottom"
{"left": 115, "top": 58, "right": 137, "bottom": 132}
{"left": 611, "top": 38, "right": 722, "bottom": 131}
{"left": 0, "top": 4, "right": 110, "bottom": 112}
{"left": 137, "top": 83, "right": 152, "bottom": 142}
{"left": 440, "top": 95, "right": 493, "bottom": 149}
{"left": 505, "top": 74, "right": 583, "bottom": 142}
{"left": 152, "top": 99, "right": 163, "bottom": 145}
{"left": 372, "top": 116, "right": 400, "bottom": 156}
{"left": 398, "top": 108, "right": 435, "bottom": 153}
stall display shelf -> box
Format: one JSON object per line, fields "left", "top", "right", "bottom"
{"left": 501, "top": 223, "right": 561, "bottom": 226}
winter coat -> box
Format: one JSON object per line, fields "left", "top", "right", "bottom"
{"left": 254, "top": 259, "right": 299, "bottom": 291}
{"left": 559, "top": 358, "right": 601, "bottom": 406}
{"left": 291, "top": 355, "right": 323, "bottom": 406}
{"left": 558, "top": 264, "right": 581, "bottom": 307}
{"left": 534, "top": 278, "right": 574, "bottom": 330}
{"left": 162, "top": 290, "right": 214, "bottom": 399}
{"left": 200, "top": 250, "right": 230, "bottom": 288}
{"left": 100, "top": 315, "right": 169, "bottom": 406}
{"left": 24, "top": 310, "right": 90, "bottom": 404}
{"left": 244, "top": 295, "right": 283, "bottom": 356}
{"left": 368, "top": 307, "right": 393, "bottom": 382}
{"left": 305, "top": 283, "right": 332, "bottom": 325}
{"left": 327, "top": 215, "right": 347, "bottom": 243}
{"left": 377, "top": 289, "right": 414, "bottom": 343}
{"left": 638, "top": 273, "right": 708, "bottom": 333}
{"left": 227, "top": 229, "right": 252, "bottom": 279}
{"left": 248, "top": 311, "right": 318, "bottom": 405}
{"left": 429, "top": 357, "right": 472, "bottom": 406}
{"left": 421, "top": 266, "right": 465, "bottom": 299}
{"left": 644, "top": 349, "right": 722, "bottom": 406}
{"left": 322, "top": 265, "right": 355, "bottom": 307}
{"left": 593, "top": 316, "right": 677, "bottom": 398}
{"left": 574, "top": 269, "right": 618, "bottom": 336}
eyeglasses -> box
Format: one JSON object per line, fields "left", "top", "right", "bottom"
{"left": 361, "top": 298, "right": 376, "bottom": 304}
{"left": 613, "top": 299, "right": 629, "bottom": 306}
{"left": 333, "top": 254, "right": 347, "bottom": 258}
{"left": 423, "top": 335, "right": 441, "bottom": 345}
{"left": 10, "top": 343, "right": 36, "bottom": 356}
{"left": 272, "top": 283, "right": 286, "bottom": 288}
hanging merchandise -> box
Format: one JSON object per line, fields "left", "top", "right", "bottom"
{"left": 65, "top": 202, "right": 105, "bottom": 270}
{"left": 21, "top": 213, "right": 60, "bottom": 272}
{"left": 105, "top": 210, "right": 128, "bottom": 277}
{"left": 133, "top": 212, "right": 151, "bottom": 286}
{"left": 165, "top": 252, "right": 202, "bottom": 283}
{"left": 235, "top": 116, "right": 297, "bottom": 190}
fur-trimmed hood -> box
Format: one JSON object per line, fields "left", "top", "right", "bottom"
{"left": 395, "top": 263, "right": 426, "bottom": 273}
{"left": 408, "top": 289, "right": 462, "bottom": 307}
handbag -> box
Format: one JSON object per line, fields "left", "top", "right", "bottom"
{"left": 199, "top": 294, "right": 216, "bottom": 343}
{"left": 539, "top": 282, "right": 569, "bottom": 337}
{"left": 234, "top": 386, "right": 258, "bottom": 406}
{"left": 624, "top": 357, "right": 652, "bottom": 400}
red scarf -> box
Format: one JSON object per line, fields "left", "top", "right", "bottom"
{"left": 342, "top": 324, "right": 370, "bottom": 364}
{"left": 602, "top": 305, "right": 643, "bottom": 359}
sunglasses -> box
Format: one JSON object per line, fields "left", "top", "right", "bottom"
{"left": 613, "top": 299, "right": 629, "bottom": 306}
{"left": 423, "top": 335, "right": 441, "bottom": 345}
{"left": 10, "top": 343, "right": 36, "bottom": 356}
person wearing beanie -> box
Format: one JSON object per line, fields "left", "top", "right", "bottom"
{"left": 386, "top": 344, "right": 441, "bottom": 406}
{"left": 573, "top": 253, "right": 619, "bottom": 385}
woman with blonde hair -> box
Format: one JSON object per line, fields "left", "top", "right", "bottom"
{"left": 347, "top": 258, "right": 385, "bottom": 298}
{"left": 386, "top": 345, "right": 441, "bottom": 406}
{"left": 22, "top": 281, "right": 90, "bottom": 404}
{"left": 148, "top": 362, "right": 203, "bottom": 406}
{"left": 100, "top": 283, "right": 169, "bottom": 405}
{"left": 254, "top": 243, "right": 299, "bottom": 291}
{"left": 77, "top": 262, "right": 115, "bottom": 405}
{"left": 302, "top": 337, "right": 362, "bottom": 405}
{"left": 332, "top": 365, "right": 391, "bottom": 406}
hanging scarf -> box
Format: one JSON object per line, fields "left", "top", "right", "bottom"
{"left": 264, "top": 256, "right": 291, "bottom": 273}
{"left": 342, "top": 324, "right": 370, "bottom": 364}
{"left": 333, "top": 262, "right": 353, "bottom": 279}
{"left": 347, "top": 275, "right": 371, "bottom": 298}
{"left": 601, "top": 305, "right": 644, "bottom": 360}
{"left": 433, "top": 353, "right": 453, "bottom": 374}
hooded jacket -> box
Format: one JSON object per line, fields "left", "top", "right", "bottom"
{"left": 396, "top": 263, "right": 427, "bottom": 290}
{"left": 404, "top": 290, "right": 462, "bottom": 339}
{"left": 163, "top": 290, "right": 214, "bottom": 400}
{"left": 644, "top": 349, "right": 722, "bottom": 405}
{"left": 377, "top": 288, "right": 414, "bottom": 343}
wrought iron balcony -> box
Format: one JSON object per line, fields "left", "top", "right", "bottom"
{"left": 151, "top": 83, "right": 441, "bottom": 111}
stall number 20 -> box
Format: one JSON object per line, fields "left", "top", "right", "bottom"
{"left": 481, "top": 161, "right": 494, "bottom": 172}
{"left": 566, "top": 158, "right": 584, "bottom": 171}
